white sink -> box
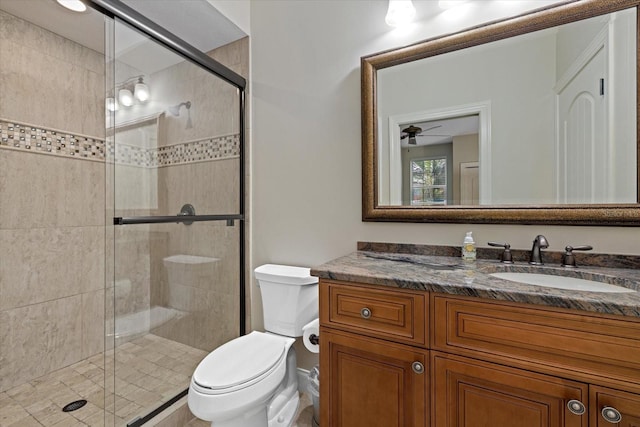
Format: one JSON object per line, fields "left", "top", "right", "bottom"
{"left": 490, "top": 272, "right": 636, "bottom": 293}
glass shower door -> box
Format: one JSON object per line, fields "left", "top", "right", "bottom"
{"left": 105, "top": 15, "right": 245, "bottom": 426}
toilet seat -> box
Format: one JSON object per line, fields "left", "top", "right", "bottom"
{"left": 192, "top": 332, "right": 290, "bottom": 395}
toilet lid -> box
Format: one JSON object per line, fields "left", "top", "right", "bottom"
{"left": 193, "top": 332, "right": 288, "bottom": 390}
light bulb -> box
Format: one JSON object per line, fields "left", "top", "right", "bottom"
{"left": 134, "top": 79, "right": 150, "bottom": 102}
{"left": 106, "top": 97, "right": 118, "bottom": 112}
{"left": 119, "top": 88, "right": 134, "bottom": 107}
{"left": 56, "top": 0, "right": 87, "bottom": 12}
{"left": 385, "top": 0, "right": 416, "bottom": 27}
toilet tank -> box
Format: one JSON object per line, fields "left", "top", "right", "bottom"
{"left": 255, "top": 264, "right": 319, "bottom": 337}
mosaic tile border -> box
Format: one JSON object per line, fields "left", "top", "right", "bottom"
{"left": 0, "top": 119, "right": 105, "bottom": 161}
{"left": 0, "top": 119, "right": 239, "bottom": 167}
{"left": 156, "top": 134, "right": 240, "bottom": 167}
{"left": 108, "top": 134, "right": 240, "bottom": 168}
{"left": 108, "top": 143, "right": 151, "bottom": 168}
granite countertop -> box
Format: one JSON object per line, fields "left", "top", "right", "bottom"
{"left": 311, "top": 248, "right": 640, "bottom": 318}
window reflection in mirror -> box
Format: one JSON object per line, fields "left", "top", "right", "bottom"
{"left": 399, "top": 115, "right": 478, "bottom": 206}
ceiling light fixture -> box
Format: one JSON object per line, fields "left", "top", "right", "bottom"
{"left": 56, "top": 0, "right": 87, "bottom": 13}
{"left": 385, "top": 0, "right": 416, "bottom": 27}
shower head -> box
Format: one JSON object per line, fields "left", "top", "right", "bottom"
{"left": 168, "top": 105, "right": 180, "bottom": 116}
{"left": 168, "top": 101, "right": 191, "bottom": 117}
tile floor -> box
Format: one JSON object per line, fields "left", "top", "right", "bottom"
{"left": 1, "top": 334, "right": 316, "bottom": 427}
{"left": 0, "top": 334, "right": 207, "bottom": 427}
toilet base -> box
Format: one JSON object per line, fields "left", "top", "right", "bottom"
{"left": 208, "top": 406, "right": 267, "bottom": 427}
{"left": 202, "top": 393, "right": 299, "bottom": 427}
{"left": 268, "top": 392, "right": 299, "bottom": 427}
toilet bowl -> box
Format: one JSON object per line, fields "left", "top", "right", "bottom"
{"left": 188, "top": 264, "right": 318, "bottom": 427}
{"left": 188, "top": 332, "right": 299, "bottom": 427}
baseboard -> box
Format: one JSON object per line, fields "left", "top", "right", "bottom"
{"left": 297, "top": 367, "right": 310, "bottom": 394}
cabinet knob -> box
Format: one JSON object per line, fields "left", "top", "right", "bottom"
{"left": 567, "top": 399, "right": 586, "bottom": 415}
{"left": 601, "top": 406, "right": 622, "bottom": 423}
{"left": 411, "top": 361, "right": 424, "bottom": 374}
{"left": 360, "top": 307, "right": 372, "bottom": 319}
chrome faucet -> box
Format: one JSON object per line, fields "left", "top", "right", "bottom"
{"left": 529, "top": 235, "right": 549, "bottom": 265}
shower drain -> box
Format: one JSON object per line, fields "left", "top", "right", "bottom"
{"left": 62, "top": 399, "right": 87, "bottom": 412}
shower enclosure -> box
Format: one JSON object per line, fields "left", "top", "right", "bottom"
{"left": 0, "top": 0, "right": 247, "bottom": 425}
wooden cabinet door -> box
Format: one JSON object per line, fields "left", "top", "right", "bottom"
{"left": 432, "top": 353, "right": 588, "bottom": 427}
{"left": 320, "top": 328, "right": 428, "bottom": 427}
{"left": 590, "top": 386, "right": 640, "bottom": 427}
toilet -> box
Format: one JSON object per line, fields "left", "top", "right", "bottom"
{"left": 188, "top": 264, "right": 319, "bottom": 427}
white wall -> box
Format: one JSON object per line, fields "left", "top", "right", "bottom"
{"left": 378, "top": 31, "right": 557, "bottom": 204}
{"left": 555, "top": 11, "right": 609, "bottom": 79}
{"left": 250, "top": 1, "right": 640, "bottom": 366}
{"left": 609, "top": 9, "right": 637, "bottom": 201}
{"left": 206, "top": 0, "right": 250, "bottom": 36}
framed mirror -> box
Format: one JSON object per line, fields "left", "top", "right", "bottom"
{"left": 362, "top": 0, "right": 640, "bottom": 225}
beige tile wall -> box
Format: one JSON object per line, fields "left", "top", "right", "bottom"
{"left": 158, "top": 158, "right": 240, "bottom": 216}
{"left": 206, "top": 37, "right": 252, "bottom": 332}
{"left": 0, "top": 10, "right": 104, "bottom": 137}
{"left": 207, "top": 37, "right": 252, "bottom": 335}
{"left": 0, "top": 10, "right": 106, "bottom": 392}
{"left": 0, "top": 154, "right": 106, "bottom": 392}
{"left": 0, "top": 9, "right": 249, "bottom": 401}
{"left": 152, "top": 67, "right": 239, "bottom": 147}
{"left": 150, "top": 220, "right": 240, "bottom": 351}
{"left": 126, "top": 38, "right": 247, "bottom": 353}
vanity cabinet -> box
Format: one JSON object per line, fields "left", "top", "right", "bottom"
{"left": 590, "top": 386, "right": 640, "bottom": 427}
{"left": 431, "top": 294, "right": 640, "bottom": 427}
{"left": 432, "top": 352, "right": 588, "bottom": 427}
{"left": 431, "top": 294, "right": 640, "bottom": 386}
{"left": 321, "top": 280, "right": 427, "bottom": 347}
{"left": 319, "top": 280, "right": 640, "bottom": 427}
{"left": 319, "top": 280, "right": 428, "bottom": 427}
{"left": 321, "top": 329, "right": 428, "bottom": 427}
{"left": 431, "top": 353, "right": 640, "bottom": 427}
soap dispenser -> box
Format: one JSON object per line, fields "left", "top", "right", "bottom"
{"left": 462, "top": 231, "right": 476, "bottom": 261}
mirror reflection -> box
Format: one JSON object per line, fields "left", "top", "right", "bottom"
{"left": 377, "top": 8, "right": 637, "bottom": 207}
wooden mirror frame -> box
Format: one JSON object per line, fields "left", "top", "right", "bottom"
{"left": 362, "top": 0, "right": 640, "bottom": 225}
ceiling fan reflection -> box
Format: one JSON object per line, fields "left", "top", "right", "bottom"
{"left": 400, "top": 124, "right": 448, "bottom": 145}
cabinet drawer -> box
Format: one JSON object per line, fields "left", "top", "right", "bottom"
{"left": 320, "top": 280, "right": 427, "bottom": 347}
{"left": 432, "top": 294, "right": 640, "bottom": 387}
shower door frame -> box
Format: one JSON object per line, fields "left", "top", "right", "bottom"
{"left": 89, "top": 0, "right": 247, "bottom": 425}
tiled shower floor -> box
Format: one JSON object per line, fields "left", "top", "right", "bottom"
{"left": 0, "top": 334, "right": 207, "bottom": 427}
